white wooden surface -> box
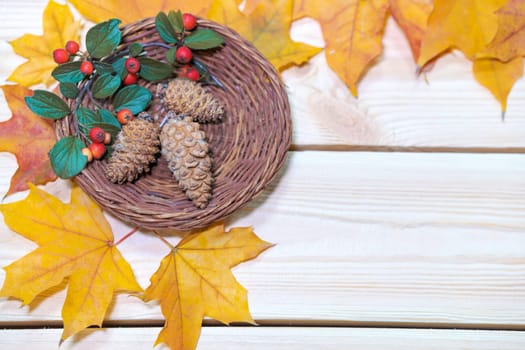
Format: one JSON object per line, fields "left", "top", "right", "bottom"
{"left": 1, "top": 1, "right": 525, "bottom": 349}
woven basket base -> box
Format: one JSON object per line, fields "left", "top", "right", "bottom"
{"left": 55, "top": 17, "right": 291, "bottom": 232}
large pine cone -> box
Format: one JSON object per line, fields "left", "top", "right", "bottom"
{"left": 104, "top": 114, "right": 160, "bottom": 184}
{"left": 157, "top": 78, "right": 225, "bottom": 123}
{"left": 160, "top": 115, "right": 214, "bottom": 208}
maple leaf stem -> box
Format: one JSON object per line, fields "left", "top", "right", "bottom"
{"left": 115, "top": 227, "right": 140, "bottom": 246}
{"left": 152, "top": 231, "right": 175, "bottom": 249}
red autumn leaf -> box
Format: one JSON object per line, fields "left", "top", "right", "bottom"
{"left": 0, "top": 85, "right": 57, "bottom": 196}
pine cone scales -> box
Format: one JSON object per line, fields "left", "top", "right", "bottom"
{"left": 161, "top": 116, "right": 213, "bottom": 208}
{"left": 105, "top": 117, "right": 160, "bottom": 184}
{"left": 158, "top": 79, "right": 225, "bottom": 123}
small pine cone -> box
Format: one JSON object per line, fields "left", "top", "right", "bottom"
{"left": 160, "top": 78, "right": 225, "bottom": 123}
{"left": 105, "top": 116, "right": 161, "bottom": 184}
{"left": 160, "top": 116, "right": 213, "bottom": 208}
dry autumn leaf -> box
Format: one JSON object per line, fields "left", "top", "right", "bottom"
{"left": 0, "top": 185, "right": 142, "bottom": 341}
{"left": 144, "top": 224, "right": 273, "bottom": 350}
{"left": 418, "top": 0, "right": 522, "bottom": 112}
{"left": 208, "top": 0, "right": 322, "bottom": 71}
{"left": 0, "top": 85, "right": 57, "bottom": 196}
{"left": 418, "top": 0, "right": 507, "bottom": 65}
{"left": 69, "top": 0, "right": 211, "bottom": 24}
{"left": 293, "top": 0, "right": 389, "bottom": 96}
{"left": 8, "top": 0, "right": 81, "bottom": 87}
{"left": 481, "top": 0, "right": 525, "bottom": 62}
{"left": 389, "top": 0, "right": 433, "bottom": 61}
{"left": 473, "top": 56, "right": 524, "bottom": 113}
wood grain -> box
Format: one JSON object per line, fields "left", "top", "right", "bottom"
{"left": 1, "top": 1, "right": 524, "bottom": 149}
{"left": 1, "top": 151, "right": 524, "bottom": 328}
{"left": 0, "top": 327, "right": 524, "bottom": 350}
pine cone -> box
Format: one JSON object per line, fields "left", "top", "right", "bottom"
{"left": 158, "top": 78, "right": 225, "bottom": 123}
{"left": 160, "top": 116, "right": 213, "bottom": 208}
{"left": 105, "top": 115, "right": 161, "bottom": 184}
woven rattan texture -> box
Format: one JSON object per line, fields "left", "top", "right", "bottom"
{"left": 55, "top": 18, "right": 291, "bottom": 232}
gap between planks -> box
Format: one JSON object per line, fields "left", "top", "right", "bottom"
{"left": 1, "top": 327, "right": 525, "bottom": 350}
{"left": 290, "top": 145, "right": 525, "bottom": 153}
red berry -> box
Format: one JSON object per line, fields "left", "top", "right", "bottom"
{"left": 103, "top": 132, "right": 112, "bottom": 145}
{"left": 81, "top": 147, "right": 93, "bottom": 162}
{"left": 123, "top": 72, "right": 138, "bottom": 85}
{"left": 88, "top": 142, "right": 106, "bottom": 160}
{"left": 53, "top": 48, "right": 69, "bottom": 64}
{"left": 185, "top": 67, "right": 200, "bottom": 81}
{"left": 178, "top": 65, "right": 192, "bottom": 78}
{"left": 176, "top": 46, "right": 193, "bottom": 64}
{"left": 89, "top": 127, "right": 106, "bottom": 143}
{"left": 80, "top": 61, "right": 94, "bottom": 75}
{"left": 117, "top": 108, "right": 134, "bottom": 125}
{"left": 65, "top": 40, "right": 79, "bottom": 54}
{"left": 182, "top": 13, "right": 197, "bottom": 31}
{"left": 125, "top": 57, "right": 141, "bottom": 73}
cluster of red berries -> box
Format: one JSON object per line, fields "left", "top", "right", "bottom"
{"left": 81, "top": 108, "right": 134, "bottom": 162}
{"left": 123, "top": 57, "right": 141, "bottom": 85}
{"left": 53, "top": 40, "right": 95, "bottom": 76}
{"left": 176, "top": 13, "right": 200, "bottom": 81}
{"left": 82, "top": 127, "right": 111, "bottom": 162}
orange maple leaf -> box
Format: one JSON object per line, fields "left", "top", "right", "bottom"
{"left": 68, "top": 0, "right": 212, "bottom": 24}
{"left": 293, "top": 0, "right": 389, "bottom": 96}
{"left": 481, "top": 0, "right": 525, "bottom": 62}
{"left": 389, "top": 0, "right": 433, "bottom": 61}
{"left": 418, "top": 0, "right": 523, "bottom": 112}
{"left": 0, "top": 85, "right": 57, "bottom": 196}
{"left": 417, "top": 0, "right": 507, "bottom": 66}
{"left": 0, "top": 185, "right": 142, "bottom": 341}
{"left": 144, "top": 224, "right": 273, "bottom": 350}
{"left": 208, "top": 0, "right": 322, "bottom": 71}
{"left": 8, "top": 0, "right": 81, "bottom": 87}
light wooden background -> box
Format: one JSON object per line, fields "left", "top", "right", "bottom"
{"left": 1, "top": 1, "right": 525, "bottom": 349}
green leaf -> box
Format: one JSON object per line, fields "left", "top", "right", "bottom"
{"left": 112, "top": 57, "right": 128, "bottom": 80}
{"left": 91, "top": 73, "right": 121, "bottom": 99}
{"left": 113, "top": 85, "right": 151, "bottom": 114}
{"left": 185, "top": 29, "right": 224, "bottom": 50}
{"left": 166, "top": 47, "right": 177, "bottom": 64}
{"left": 86, "top": 19, "right": 122, "bottom": 59}
{"left": 59, "top": 83, "right": 80, "bottom": 99}
{"left": 168, "top": 10, "right": 184, "bottom": 33}
{"left": 155, "top": 12, "right": 178, "bottom": 44}
{"left": 77, "top": 107, "right": 121, "bottom": 140}
{"left": 129, "top": 43, "right": 144, "bottom": 57}
{"left": 25, "top": 90, "right": 71, "bottom": 119}
{"left": 48, "top": 136, "right": 87, "bottom": 179}
{"left": 94, "top": 61, "right": 114, "bottom": 75}
{"left": 137, "top": 57, "right": 173, "bottom": 81}
{"left": 52, "top": 62, "right": 84, "bottom": 83}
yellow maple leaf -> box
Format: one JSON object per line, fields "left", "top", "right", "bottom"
{"left": 69, "top": 0, "right": 212, "bottom": 24}
{"left": 293, "top": 0, "right": 389, "bottom": 96}
{"left": 480, "top": 0, "right": 525, "bottom": 62}
{"left": 418, "top": 0, "right": 507, "bottom": 66}
{"left": 389, "top": 0, "right": 433, "bottom": 61}
{"left": 144, "top": 224, "right": 273, "bottom": 350}
{"left": 208, "top": 0, "right": 322, "bottom": 71}
{"left": 473, "top": 56, "right": 524, "bottom": 113}
{"left": 8, "top": 0, "right": 81, "bottom": 87}
{"left": 0, "top": 185, "right": 142, "bottom": 341}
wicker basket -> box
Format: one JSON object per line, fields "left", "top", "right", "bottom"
{"left": 55, "top": 17, "right": 291, "bottom": 232}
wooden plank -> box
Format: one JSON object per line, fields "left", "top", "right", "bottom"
{"left": 1, "top": 2, "right": 524, "bottom": 149}
{"left": 1, "top": 327, "right": 525, "bottom": 350}
{"left": 1, "top": 151, "right": 524, "bottom": 327}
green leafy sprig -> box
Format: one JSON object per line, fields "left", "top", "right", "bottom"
{"left": 24, "top": 12, "right": 225, "bottom": 179}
